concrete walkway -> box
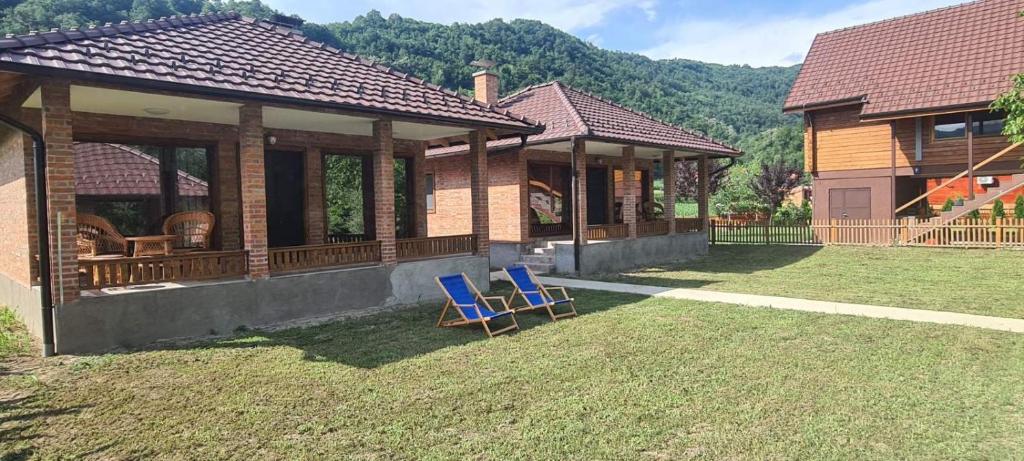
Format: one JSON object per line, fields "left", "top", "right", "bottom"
{"left": 498, "top": 273, "right": 1024, "bottom": 334}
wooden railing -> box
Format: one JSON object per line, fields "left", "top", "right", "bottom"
{"left": 397, "top": 234, "right": 477, "bottom": 260}
{"left": 587, "top": 224, "right": 629, "bottom": 240}
{"left": 675, "top": 218, "right": 704, "bottom": 233}
{"left": 530, "top": 222, "right": 572, "bottom": 237}
{"left": 326, "top": 233, "right": 367, "bottom": 244}
{"left": 894, "top": 141, "right": 1023, "bottom": 214}
{"left": 79, "top": 250, "right": 249, "bottom": 289}
{"left": 710, "top": 218, "right": 1024, "bottom": 249}
{"left": 637, "top": 220, "right": 670, "bottom": 237}
{"left": 269, "top": 241, "right": 381, "bottom": 274}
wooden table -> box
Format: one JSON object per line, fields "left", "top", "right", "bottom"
{"left": 126, "top": 235, "right": 177, "bottom": 257}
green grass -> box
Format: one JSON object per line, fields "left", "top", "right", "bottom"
{"left": 0, "top": 307, "right": 31, "bottom": 359}
{"left": 597, "top": 245, "right": 1024, "bottom": 319}
{"left": 2, "top": 287, "right": 1023, "bottom": 459}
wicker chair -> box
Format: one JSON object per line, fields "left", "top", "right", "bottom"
{"left": 77, "top": 213, "right": 129, "bottom": 257}
{"left": 162, "top": 211, "right": 215, "bottom": 251}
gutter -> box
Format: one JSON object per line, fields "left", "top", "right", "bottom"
{"left": 782, "top": 95, "right": 867, "bottom": 114}
{"left": 0, "top": 112, "right": 55, "bottom": 357}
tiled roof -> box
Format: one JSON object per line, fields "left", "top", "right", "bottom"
{"left": 784, "top": 0, "right": 1024, "bottom": 118}
{"left": 0, "top": 13, "right": 541, "bottom": 132}
{"left": 75, "top": 143, "right": 208, "bottom": 197}
{"left": 429, "top": 81, "right": 740, "bottom": 157}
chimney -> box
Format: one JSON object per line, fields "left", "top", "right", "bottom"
{"left": 473, "top": 70, "right": 499, "bottom": 105}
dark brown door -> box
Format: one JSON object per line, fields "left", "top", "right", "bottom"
{"left": 265, "top": 150, "right": 306, "bottom": 247}
{"left": 829, "top": 188, "right": 871, "bottom": 220}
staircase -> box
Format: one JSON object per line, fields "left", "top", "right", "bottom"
{"left": 515, "top": 241, "right": 557, "bottom": 274}
{"left": 938, "top": 173, "right": 1024, "bottom": 223}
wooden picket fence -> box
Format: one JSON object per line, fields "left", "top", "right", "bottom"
{"left": 711, "top": 218, "right": 1024, "bottom": 249}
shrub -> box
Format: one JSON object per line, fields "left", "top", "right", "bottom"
{"left": 1015, "top": 195, "right": 1024, "bottom": 219}
{"left": 991, "top": 200, "right": 1006, "bottom": 224}
{"left": 967, "top": 209, "right": 982, "bottom": 220}
{"left": 942, "top": 198, "right": 956, "bottom": 212}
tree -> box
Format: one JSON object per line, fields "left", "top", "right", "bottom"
{"left": 748, "top": 159, "right": 803, "bottom": 218}
{"left": 1015, "top": 194, "right": 1024, "bottom": 218}
{"left": 674, "top": 158, "right": 727, "bottom": 201}
{"left": 942, "top": 197, "right": 955, "bottom": 212}
{"left": 991, "top": 199, "right": 1006, "bottom": 224}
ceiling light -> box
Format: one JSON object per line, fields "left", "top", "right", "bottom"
{"left": 143, "top": 107, "right": 170, "bottom": 116}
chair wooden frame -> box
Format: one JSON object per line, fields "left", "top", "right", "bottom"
{"left": 162, "top": 211, "right": 215, "bottom": 252}
{"left": 504, "top": 265, "right": 578, "bottom": 321}
{"left": 77, "top": 213, "right": 129, "bottom": 257}
{"left": 435, "top": 273, "right": 519, "bottom": 338}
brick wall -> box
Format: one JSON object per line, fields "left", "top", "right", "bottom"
{"left": 487, "top": 151, "right": 524, "bottom": 242}
{"left": 425, "top": 155, "right": 473, "bottom": 236}
{"left": 238, "top": 104, "right": 269, "bottom": 278}
{"left": 0, "top": 126, "right": 34, "bottom": 286}
{"left": 41, "top": 80, "right": 79, "bottom": 302}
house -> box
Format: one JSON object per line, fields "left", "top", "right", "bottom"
{"left": 784, "top": 0, "right": 1024, "bottom": 222}
{"left": 0, "top": 13, "right": 543, "bottom": 355}
{"left": 425, "top": 75, "right": 741, "bottom": 274}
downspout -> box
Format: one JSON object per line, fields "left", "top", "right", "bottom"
{"left": 569, "top": 136, "right": 581, "bottom": 273}
{"left": 0, "top": 112, "right": 55, "bottom": 357}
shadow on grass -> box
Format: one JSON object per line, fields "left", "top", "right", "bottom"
{"left": 203, "top": 282, "right": 648, "bottom": 369}
{"left": 0, "top": 394, "right": 88, "bottom": 460}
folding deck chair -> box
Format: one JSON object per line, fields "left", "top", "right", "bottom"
{"left": 435, "top": 273, "right": 519, "bottom": 338}
{"left": 503, "top": 265, "right": 578, "bottom": 321}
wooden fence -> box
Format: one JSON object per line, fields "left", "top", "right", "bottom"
{"left": 326, "top": 233, "right": 367, "bottom": 244}
{"left": 397, "top": 234, "right": 478, "bottom": 261}
{"left": 269, "top": 241, "right": 381, "bottom": 273}
{"left": 530, "top": 222, "right": 572, "bottom": 237}
{"left": 675, "top": 218, "right": 704, "bottom": 234}
{"left": 710, "top": 218, "right": 1024, "bottom": 249}
{"left": 80, "top": 250, "right": 249, "bottom": 289}
{"left": 587, "top": 223, "right": 629, "bottom": 240}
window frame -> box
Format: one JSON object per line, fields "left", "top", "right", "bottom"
{"left": 932, "top": 113, "right": 967, "bottom": 141}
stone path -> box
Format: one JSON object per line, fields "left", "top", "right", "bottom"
{"left": 492, "top": 272, "right": 1024, "bottom": 334}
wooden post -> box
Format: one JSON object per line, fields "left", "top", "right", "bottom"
{"left": 967, "top": 112, "right": 975, "bottom": 200}
{"left": 996, "top": 218, "right": 1003, "bottom": 249}
{"left": 829, "top": 218, "right": 838, "bottom": 245}
{"left": 890, "top": 121, "right": 897, "bottom": 220}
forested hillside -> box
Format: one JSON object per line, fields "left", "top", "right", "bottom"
{"left": 0, "top": 0, "right": 802, "bottom": 161}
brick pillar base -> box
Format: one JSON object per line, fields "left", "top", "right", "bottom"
{"left": 663, "top": 151, "right": 676, "bottom": 233}
{"left": 622, "top": 146, "right": 637, "bottom": 239}
{"left": 373, "top": 120, "right": 397, "bottom": 265}
{"left": 41, "top": 79, "right": 78, "bottom": 302}
{"left": 238, "top": 104, "right": 270, "bottom": 278}
{"left": 469, "top": 130, "right": 489, "bottom": 256}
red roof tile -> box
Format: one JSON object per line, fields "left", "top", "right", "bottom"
{"left": 784, "top": 0, "right": 1024, "bottom": 118}
{"left": 0, "top": 13, "right": 541, "bottom": 132}
{"left": 430, "top": 81, "right": 740, "bottom": 157}
{"left": 75, "top": 142, "right": 207, "bottom": 197}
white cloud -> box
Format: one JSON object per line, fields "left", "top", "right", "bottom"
{"left": 304, "top": 0, "right": 660, "bottom": 32}
{"left": 643, "top": 0, "right": 963, "bottom": 67}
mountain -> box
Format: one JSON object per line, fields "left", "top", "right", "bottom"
{"left": 0, "top": 0, "right": 803, "bottom": 160}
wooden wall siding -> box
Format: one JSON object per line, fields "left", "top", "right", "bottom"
{"left": 810, "top": 106, "right": 1017, "bottom": 173}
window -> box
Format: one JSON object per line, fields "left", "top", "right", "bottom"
{"left": 972, "top": 110, "right": 1006, "bottom": 137}
{"left": 933, "top": 114, "right": 965, "bottom": 140}
{"left": 425, "top": 173, "right": 435, "bottom": 213}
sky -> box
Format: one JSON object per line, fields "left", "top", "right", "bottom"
{"left": 264, "top": 0, "right": 965, "bottom": 67}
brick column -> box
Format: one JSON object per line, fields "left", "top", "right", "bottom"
{"left": 412, "top": 142, "right": 428, "bottom": 237}
{"left": 698, "top": 155, "right": 710, "bottom": 231}
{"left": 518, "top": 150, "right": 530, "bottom": 241}
{"left": 574, "top": 139, "right": 588, "bottom": 245}
{"left": 304, "top": 147, "right": 325, "bottom": 244}
{"left": 238, "top": 104, "right": 270, "bottom": 278}
{"left": 469, "top": 129, "right": 489, "bottom": 256}
{"left": 40, "top": 80, "right": 78, "bottom": 302}
{"left": 373, "top": 120, "right": 397, "bottom": 265}
{"left": 622, "top": 146, "right": 637, "bottom": 239}
{"left": 663, "top": 151, "right": 676, "bottom": 234}
{"left": 215, "top": 138, "right": 241, "bottom": 250}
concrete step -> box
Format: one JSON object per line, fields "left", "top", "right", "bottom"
{"left": 520, "top": 254, "right": 554, "bottom": 265}
{"left": 532, "top": 246, "right": 555, "bottom": 255}
{"left": 522, "top": 262, "right": 554, "bottom": 275}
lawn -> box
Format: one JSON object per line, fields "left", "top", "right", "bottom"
{"left": 597, "top": 245, "right": 1024, "bottom": 319}
{"left": 2, "top": 288, "right": 1023, "bottom": 460}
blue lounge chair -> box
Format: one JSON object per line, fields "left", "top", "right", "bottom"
{"left": 435, "top": 273, "right": 519, "bottom": 338}
{"left": 504, "top": 265, "right": 578, "bottom": 321}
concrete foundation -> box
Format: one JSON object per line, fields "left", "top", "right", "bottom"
{"left": 552, "top": 232, "right": 708, "bottom": 275}
{"left": 0, "top": 273, "right": 44, "bottom": 341}
{"left": 52, "top": 255, "right": 489, "bottom": 354}
{"left": 489, "top": 242, "right": 531, "bottom": 269}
